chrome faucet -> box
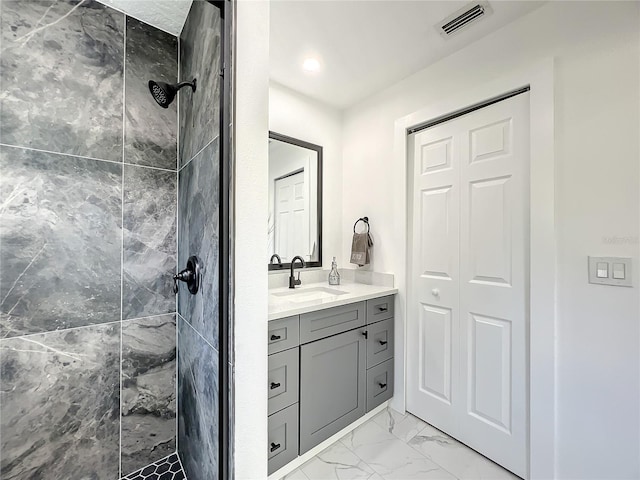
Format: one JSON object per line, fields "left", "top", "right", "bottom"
{"left": 269, "top": 253, "right": 282, "bottom": 268}
{"left": 289, "top": 256, "right": 305, "bottom": 289}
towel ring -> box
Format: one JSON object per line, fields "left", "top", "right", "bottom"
{"left": 353, "top": 216, "right": 370, "bottom": 233}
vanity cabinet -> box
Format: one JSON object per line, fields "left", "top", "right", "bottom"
{"left": 299, "top": 301, "right": 365, "bottom": 343}
{"left": 267, "top": 294, "right": 395, "bottom": 475}
{"left": 268, "top": 347, "right": 299, "bottom": 416}
{"left": 268, "top": 315, "right": 299, "bottom": 354}
{"left": 268, "top": 403, "right": 299, "bottom": 473}
{"left": 366, "top": 295, "right": 394, "bottom": 324}
{"left": 299, "top": 327, "right": 366, "bottom": 453}
{"left": 366, "top": 317, "right": 394, "bottom": 368}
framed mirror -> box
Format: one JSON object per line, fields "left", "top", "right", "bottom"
{"left": 268, "top": 131, "right": 322, "bottom": 270}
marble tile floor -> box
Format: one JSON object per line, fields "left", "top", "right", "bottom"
{"left": 281, "top": 408, "right": 521, "bottom": 480}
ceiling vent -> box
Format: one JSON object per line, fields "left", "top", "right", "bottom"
{"left": 437, "top": 1, "right": 493, "bottom": 38}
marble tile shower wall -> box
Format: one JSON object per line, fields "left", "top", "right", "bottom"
{"left": 176, "top": 2, "right": 222, "bottom": 480}
{"left": 0, "top": 1, "right": 179, "bottom": 479}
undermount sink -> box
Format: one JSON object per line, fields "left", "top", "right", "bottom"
{"left": 271, "top": 286, "right": 348, "bottom": 302}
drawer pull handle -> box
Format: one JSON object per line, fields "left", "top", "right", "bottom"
{"left": 378, "top": 382, "right": 387, "bottom": 389}
{"left": 377, "top": 306, "right": 388, "bottom": 312}
{"left": 378, "top": 340, "right": 388, "bottom": 346}
{"left": 270, "top": 382, "right": 281, "bottom": 390}
{"left": 270, "top": 334, "right": 281, "bottom": 341}
{"left": 362, "top": 330, "right": 368, "bottom": 339}
{"left": 270, "top": 442, "right": 281, "bottom": 452}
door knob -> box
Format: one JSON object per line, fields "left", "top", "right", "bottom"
{"left": 431, "top": 288, "right": 440, "bottom": 297}
{"left": 173, "top": 255, "right": 201, "bottom": 295}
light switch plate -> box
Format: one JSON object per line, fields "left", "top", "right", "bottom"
{"left": 588, "top": 256, "right": 633, "bottom": 287}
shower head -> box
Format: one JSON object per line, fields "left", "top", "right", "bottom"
{"left": 148, "top": 79, "right": 196, "bottom": 108}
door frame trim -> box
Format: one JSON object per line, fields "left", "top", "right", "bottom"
{"left": 392, "top": 59, "right": 555, "bottom": 480}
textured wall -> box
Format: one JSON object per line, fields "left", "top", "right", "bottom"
{"left": 176, "top": 2, "right": 222, "bottom": 479}
{"left": 0, "top": 1, "right": 179, "bottom": 478}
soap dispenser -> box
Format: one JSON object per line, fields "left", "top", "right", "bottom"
{"left": 328, "top": 257, "right": 340, "bottom": 285}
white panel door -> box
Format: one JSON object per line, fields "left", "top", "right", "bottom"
{"left": 407, "top": 122, "right": 460, "bottom": 437}
{"left": 274, "top": 170, "right": 307, "bottom": 262}
{"left": 407, "top": 93, "right": 529, "bottom": 478}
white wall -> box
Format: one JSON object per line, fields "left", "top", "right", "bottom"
{"left": 233, "top": 1, "right": 270, "bottom": 478}
{"left": 269, "top": 81, "right": 343, "bottom": 268}
{"left": 341, "top": 2, "right": 639, "bottom": 479}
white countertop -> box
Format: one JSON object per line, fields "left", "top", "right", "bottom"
{"left": 268, "top": 281, "right": 398, "bottom": 321}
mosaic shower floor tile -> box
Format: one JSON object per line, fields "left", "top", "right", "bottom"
{"left": 122, "top": 453, "right": 186, "bottom": 480}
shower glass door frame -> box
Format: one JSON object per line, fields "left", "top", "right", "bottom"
{"left": 206, "top": 1, "right": 233, "bottom": 479}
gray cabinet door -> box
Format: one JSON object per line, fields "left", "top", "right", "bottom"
{"left": 268, "top": 315, "right": 300, "bottom": 354}
{"left": 268, "top": 347, "right": 299, "bottom": 416}
{"left": 366, "top": 318, "right": 394, "bottom": 368}
{"left": 366, "top": 295, "right": 394, "bottom": 324}
{"left": 268, "top": 403, "right": 299, "bottom": 475}
{"left": 299, "top": 328, "right": 366, "bottom": 454}
{"left": 366, "top": 358, "right": 394, "bottom": 412}
{"left": 300, "top": 302, "right": 365, "bottom": 344}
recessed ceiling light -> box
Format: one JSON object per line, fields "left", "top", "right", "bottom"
{"left": 302, "top": 58, "right": 321, "bottom": 73}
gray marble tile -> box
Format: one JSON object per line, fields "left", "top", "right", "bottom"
{"left": 125, "top": 17, "right": 178, "bottom": 170}
{"left": 0, "top": 146, "right": 122, "bottom": 338}
{"left": 0, "top": 322, "right": 120, "bottom": 479}
{"left": 121, "top": 314, "right": 177, "bottom": 476}
{"left": 123, "top": 165, "right": 177, "bottom": 320}
{"left": 177, "top": 314, "right": 218, "bottom": 480}
{"left": 0, "top": 0, "right": 124, "bottom": 161}
{"left": 179, "top": 0, "right": 221, "bottom": 166}
{"left": 177, "top": 139, "right": 219, "bottom": 349}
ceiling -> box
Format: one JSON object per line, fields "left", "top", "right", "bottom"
{"left": 95, "top": 0, "right": 544, "bottom": 109}
{"left": 270, "top": 1, "right": 545, "bottom": 109}
{"left": 96, "top": 0, "right": 193, "bottom": 36}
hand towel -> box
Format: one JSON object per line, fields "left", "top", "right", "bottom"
{"left": 350, "top": 232, "right": 373, "bottom": 266}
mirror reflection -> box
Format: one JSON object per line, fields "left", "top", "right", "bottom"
{"left": 268, "top": 132, "right": 322, "bottom": 269}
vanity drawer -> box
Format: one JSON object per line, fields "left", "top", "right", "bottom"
{"left": 366, "top": 358, "right": 394, "bottom": 412}
{"left": 300, "top": 302, "right": 365, "bottom": 344}
{"left": 268, "top": 347, "right": 299, "bottom": 416}
{"left": 268, "top": 403, "right": 299, "bottom": 475}
{"left": 366, "top": 318, "right": 394, "bottom": 368}
{"left": 268, "top": 315, "right": 299, "bottom": 354}
{"left": 366, "top": 295, "right": 394, "bottom": 324}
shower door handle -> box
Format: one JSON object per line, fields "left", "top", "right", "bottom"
{"left": 173, "top": 256, "right": 201, "bottom": 295}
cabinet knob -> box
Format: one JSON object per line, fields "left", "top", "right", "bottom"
{"left": 378, "top": 340, "right": 388, "bottom": 346}
{"left": 361, "top": 330, "right": 368, "bottom": 339}
{"left": 431, "top": 288, "right": 440, "bottom": 297}
{"left": 270, "top": 442, "right": 281, "bottom": 452}
{"left": 270, "top": 334, "right": 281, "bottom": 341}
{"left": 270, "top": 382, "right": 281, "bottom": 390}
{"left": 377, "top": 306, "right": 388, "bottom": 312}
{"left": 378, "top": 382, "right": 387, "bottom": 389}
